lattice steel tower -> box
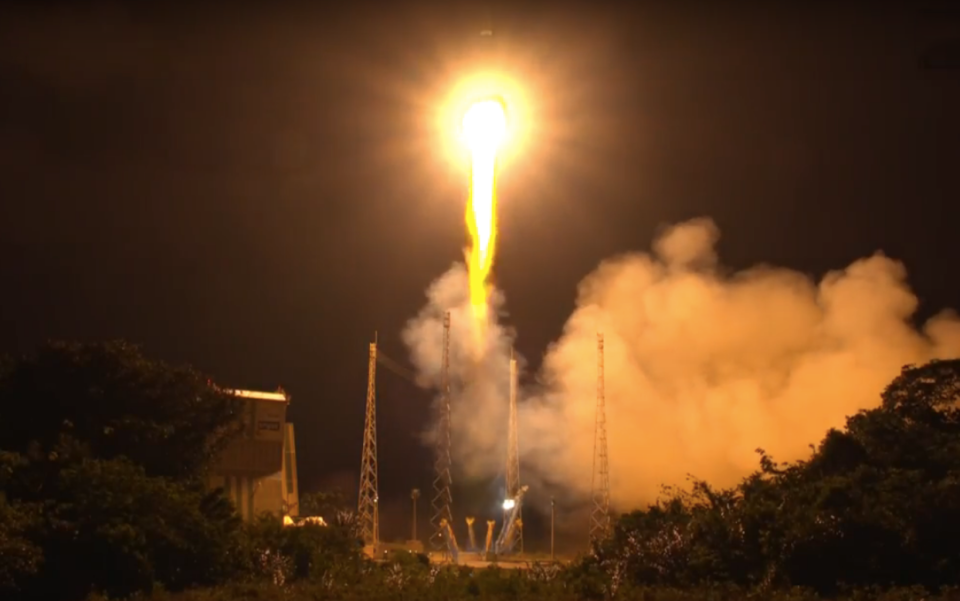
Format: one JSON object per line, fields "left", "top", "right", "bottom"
{"left": 357, "top": 336, "right": 380, "bottom": 547}
{"left": 590, "top": 332, "right": 611, "bottom": 544}
{"left": 505, "top": 349, "right": 522, "bottom": 551}
{"left": 431, "top": 312, "right": 454, "bottom": 550}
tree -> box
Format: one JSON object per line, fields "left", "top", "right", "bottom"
{"left": 299, "top": 488, "right": 350, "bottom": 521}
{"left": 0, "top": 341, "right": 251, "bottom": 601}
{"left": 244, "top": 511, "right": 362, "bottom": 583}
{"left": 0, "top": 459, "right": 42, "bottom": 596}
{"left": 4, "top": 445, "right": 246, "bottom": 600}
{"left": 0, "top": 340, "right": 244, "bottom": 480}
{"left": 601, "top": 359, "right": 960, "bottom": 594}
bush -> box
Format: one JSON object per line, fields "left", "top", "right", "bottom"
{"left": 116, "top": 568, "right": 960, "bottom": 601}
{"left": 7, "top": 344, "right": 960, "bottom": 600}
{"left": 597, "top": 360, "right": 960, "bottom": 595}
{"left": 0, "top": 495, "right": 42, "bottom": 595}
{"left": 243, "top": 512, "right": 363, "bottom": 584}
{"left": 8, "top": 453, "right": 246, "bottom": 600}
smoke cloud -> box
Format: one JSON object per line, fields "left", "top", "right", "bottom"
{"left": 402, "top": 218, "right": 960, "bottom": 511}
{"left": 402, "top": 265, "right": 519, "bottom": 483}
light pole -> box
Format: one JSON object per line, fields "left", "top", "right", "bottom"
{"left": 550, "top": 496, "right": 556, "bottom": 561}
{"left": 411, "top": 488, "right": 420, "bottom": 543}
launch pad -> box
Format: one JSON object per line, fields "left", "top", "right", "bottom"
{"left": 354, "top": 74, "right": 612, "bottom": 559}
{"left": 354, "top": 317, "right": 612, "bottom": 563}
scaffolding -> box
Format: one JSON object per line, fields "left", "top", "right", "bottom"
{"left": 430, "top": 312, "right": 454, "bottom": 550}
{"left": 590, "top": 333, "right": 611, "bottom": 544}
{"left": 357, "top": 337, "right": 380, "bottom": 547}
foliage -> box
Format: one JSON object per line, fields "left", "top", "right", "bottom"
{"left": 0, "top": 492, "right": 42, "bottom": 595}
{"left": 4, "top": 340, "right": 960, "bottom": 600}
{"left": 596, "top": 359, "right": 960, "bottom": 595}
{"left": 113, "top": 567, "right": 960, "bottom": 601}
{"left": 242, "top": 510, "right": 362, "bottom": 583}
{"left": 5, "top": 448, "right": 246, "bottom": 600}
{"left": 0, "top": 341, "right": 248, "bottom": 601}
{"left": 298, "top": 488, "right": 349, "bottom": 521}
{"left": 0, "top": 340, "right": 244, "bottom": 480}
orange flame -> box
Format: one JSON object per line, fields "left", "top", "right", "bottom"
{"left": 462, "top": 99, "right": 506, "bottom": 350}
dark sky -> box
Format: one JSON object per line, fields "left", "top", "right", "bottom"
{"left": 2, "top": 0, "right": 959, "bottom": 545}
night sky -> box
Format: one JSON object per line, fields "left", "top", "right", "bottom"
{"left": 2, "top": 1, "right": 959, "bottom": 545}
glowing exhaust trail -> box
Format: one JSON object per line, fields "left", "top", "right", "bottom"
{"left": 462, "top": 98, "right": 506, "bottom": 349}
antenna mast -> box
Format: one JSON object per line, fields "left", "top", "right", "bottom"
{"left": 590, "top": 333, "right": 611, "bottom": 544}
{"left": 431, "top": 312, "right": 455, "bottom": 550}
{"left": 358, "top": 334, "right": 380, "bottom": 547}
{"left": 505, "top": 348, "right": 522, "bottom": 552}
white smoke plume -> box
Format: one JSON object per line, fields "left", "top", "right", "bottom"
{"left": 402, "top": 265, "right": 519, "bottom": 482}
{"left": 402, "top": 217, "right": 960, "bottom": 511}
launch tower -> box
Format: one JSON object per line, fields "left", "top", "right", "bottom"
{"left": 431, "top": 312, "right": 455, "bottom": 550}
{"left": 504, "top": 349, "right": 522, "bottom": 552}
{"left": 590, "top": 333, "right": 611, "bottom": 544}
{"left": 358, "top": 337, "right": 380, "bottom": 548}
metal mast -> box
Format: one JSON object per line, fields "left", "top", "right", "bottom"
{"left": 358, "top": 335, "right": 380, "bottom": 547}
{"left": 505, "top": 349, "right": 522, "bottom": 552}
{"left": 590, "top": 332, "right": 611, "bottom": 544}
{"left": 431, "top": 312, "right": 454, "bottom": 550}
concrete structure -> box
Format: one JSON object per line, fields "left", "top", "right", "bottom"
{"left": 209, "top": 388, "right": 299, "bottom": 521}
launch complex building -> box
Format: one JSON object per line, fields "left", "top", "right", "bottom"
{"left": 208, "top": 388, "right": 301, "bottom": 521}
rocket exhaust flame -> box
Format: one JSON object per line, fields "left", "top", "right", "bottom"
{"left": 462, "top": 98, "right": 507, "bottom": 352}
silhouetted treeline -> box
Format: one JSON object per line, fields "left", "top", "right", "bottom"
{"left": 2, "top": 341, "right": 960, "bottom": 600}
{"left": 0, "top": 341, "right": 360, "bottom": 600}
{"left": 591, "top": 359, "right": 960, "bottom": 595}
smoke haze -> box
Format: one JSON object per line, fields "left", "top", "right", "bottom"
{"left": 402, "top": 218, "right": 960, "bottom": 511}
{"left": 402, "top": 266, "right": 519, "bottom": 484}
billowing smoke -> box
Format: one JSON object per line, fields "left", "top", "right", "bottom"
{"left": 403, "top": 218, "right": 960, "bottom": 511}
{"left": 402, "top": 265, "right": 519, "bottom": 483}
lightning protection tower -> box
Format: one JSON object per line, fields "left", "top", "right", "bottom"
{"left": 590, "top": 332, "right": 611, "bottom": 545}
{"left": 505, "top": 348, "right": 522, "bottom": 552}
{"left": 358, "top": 335, "right": 380, "bottom": 547}
{"left": 431, "top": 312, "right": 454, "bottom": 550}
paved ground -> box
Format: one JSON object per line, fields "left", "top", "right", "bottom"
{"left": 457, "top": 558, "right": 530, "bottom": 570}
{"left": 426, "top": 552, "right": 571, "bottom": 569}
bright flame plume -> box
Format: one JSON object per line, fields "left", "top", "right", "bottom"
{"left": 462, "top": 98, "right": 507, "bottom": 350}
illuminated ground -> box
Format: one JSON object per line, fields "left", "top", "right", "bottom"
{"left": 426, "top": 551, "right": 572, "bottom": 569}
